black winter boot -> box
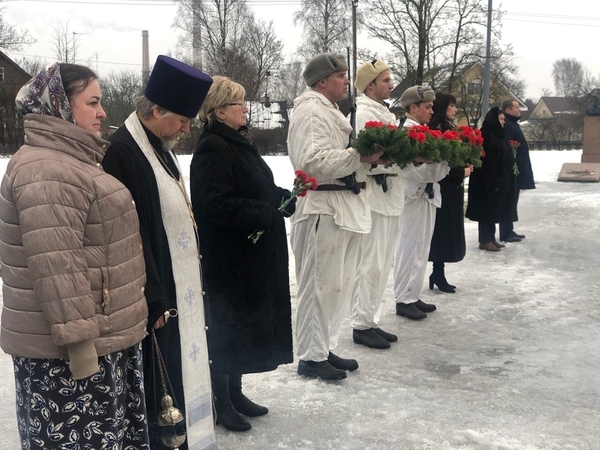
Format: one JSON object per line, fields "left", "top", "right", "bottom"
{"left": 297, "top": 360, "right": 347, "bottom": 379}
{"left": 212, "top": 374, "right": 251, "bottom": 432}
{"left": 229, "top": 374, "right": 268, "bottom": 417}
{"left": 396, "top": 302, "right": 427, "bottom": 320}
{"left": 327, "top": 352, "right": 359, "bottom": 371}
{"left": 429, "top": 262, "right": 456, "bottom": 292}
{"left": 373, "top": 327, "right": 398, "bottom": 342}
{"left": 352, "top": 328, "right": 390, "bottom": 349}
{"left": 415, "top": 299, "right": 437, "bottom": 313}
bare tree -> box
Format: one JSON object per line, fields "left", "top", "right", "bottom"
{"left": 552, "top": 58, "right": 584, "bottom": 97}
{"left": 443, "top": 0, "right": 487, "bottom": 92}
{"left": 173, "top": 0, "right": 253, "bottom": 75}
{"left": 100, "top": 70, "right": 143, "bottom": 127}
{"left": 360, "top": 0, "right": 450, "bottom": 86}
{"left": 242, "top": 19, "right": 283, "bottom": 100}
{"left": 15, "top": 56, "right": 47, "bottom": 77}
{"left": 0, "top": 4, "right": 35, "bottom": 51}
{"left": 272, "top": 60, "right": 306, "bottom": 103}
{"left": 51, "top": 19, "right": 83, "bottom": 63}
{"left": 361, "top": 0, "right": 508, "bottom": 92}
{"left": 293, "top": 0, "right": 352, "bottom": 58}
{"left": 172, "top": 0, "right": 283, "bottom": 101}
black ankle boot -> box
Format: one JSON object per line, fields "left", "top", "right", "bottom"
{"left": 429, "top": 263, "right": 456, "bottom": 293}
{"left": 229, "top": 374, "right": 268, "bottom": 417}
{"left": 212, "top": 374, "right": 251, "bottom": 431}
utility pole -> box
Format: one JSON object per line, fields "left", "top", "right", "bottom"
{"left": 72, "top": 31, "right": 83, "bottom": 64}
{"left": 481, "top": 0, "right": 493, "bottom": 121}
{"left": 349, "top": 0, "right": 358, "bottom": 140}
{"left": 142, "top": 30, "right": 150, "bottom": 86}
{"left": 192, "top": 10, "right": 202, "bottom": 70}
{"left": 352, "top": 0, "right": 357, "bottom": 100}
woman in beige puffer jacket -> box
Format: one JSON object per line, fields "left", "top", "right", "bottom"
{"left": 0, "top": 63, "right": 150, "bottom": 449}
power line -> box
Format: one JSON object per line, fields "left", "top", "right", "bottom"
{"left": 6, "top": 0, "right": 600, "bottom": 22}
{"left": 503, "top": 17, "right": 600, "bottom": 28}
{"left": 503, "top": 11, "right": 600, "bottom": 22}
{"left": 4, "top": 0, "right": 303, "bottom": 3}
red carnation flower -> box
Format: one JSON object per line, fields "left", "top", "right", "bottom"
{"left": 364, "top": 121, "right": 386, "bottom": 128}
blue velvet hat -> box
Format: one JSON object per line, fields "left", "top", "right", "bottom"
{"left": 145, "top": 55, "right": 213, "bottom": 118}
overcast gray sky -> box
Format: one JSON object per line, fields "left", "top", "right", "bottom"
{"left": 4, "top": 0, "right": 600, "bottom": 99}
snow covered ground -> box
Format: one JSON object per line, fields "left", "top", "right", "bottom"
{"left": 1, "top": 150, "right": 599, "bottom": 450}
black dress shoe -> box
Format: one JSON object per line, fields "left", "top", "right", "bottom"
{"left": 502, "top": 235, "right": 522, "bottom": 243}
{"left": 231, "top": 394, "right": 268, "bottom": 417}
{"left": 373, "top": 327, "right": 398, "bottom": 342}
{"left": 216, "top": 405, "right": 252, "bottom": 431}
{"left": 513, "top": 232, "right": 526, "bottom": 239}
{"left": 353, "top": 328, "right": 390, "bottom": 349}
{"left": 328, "top": 352, "right": 359, "bottom": 371}
{"left": 415, "top": 299, "right": 436, "bottom": 313}
{"left": 396, "top": 303, "right": 427, "bottom": 320}
{"left": 298, "top": 360, "right": 347, "bottom": 380}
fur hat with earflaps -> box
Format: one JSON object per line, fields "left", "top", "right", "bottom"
{"left": 399, "top": 85, "right": 436, "bottom": 109}
{"left": 355, "top": 59, "right": 390, "bottom": 93}
{"left": 303, "top": 53, "right": 348, "bottom": 87}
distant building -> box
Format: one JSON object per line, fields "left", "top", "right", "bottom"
{"left": 247, "top": 100, "right": 290, "bottom": 130}
{"left": 522, "top": 96, "right": 584, "bottom": 149}
{"left": 0, "top": 51, "right": 32, "bottom": 153}
{"left": 388, "top": 61, "right": 527, "bottom": 128}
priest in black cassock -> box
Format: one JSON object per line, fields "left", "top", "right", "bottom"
{"left": 102, "top": 55, "right": 216, "bottom": 450}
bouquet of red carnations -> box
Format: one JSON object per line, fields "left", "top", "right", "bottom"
{"left": 248, "top": 170, "right": 318, "bottom": 244}
{"left": 352, "top": 121, "right": 484, "bottom": 168}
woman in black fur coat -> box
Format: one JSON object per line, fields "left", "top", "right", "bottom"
{"left": 190, "top": 76, "right": 294, "bottom": 432}
{"left": 466, "top": 107, "right": 518, "bottom": 251}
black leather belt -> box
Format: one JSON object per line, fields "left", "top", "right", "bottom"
{"left": 316, "top": 182, "right": 366, "bottom": 193}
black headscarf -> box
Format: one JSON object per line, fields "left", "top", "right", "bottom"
{"left": 481, "top": 106, "right": 505, "bottom": 139}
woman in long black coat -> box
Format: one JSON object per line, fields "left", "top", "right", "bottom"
{"left": 428, "top": 93, "right": 472, "bottom": 292}
{"left": 190, "top": 76, "right": 294, "bottom": 432}
{"left": 465, "top": 107, "right": 518, "bottom": 251}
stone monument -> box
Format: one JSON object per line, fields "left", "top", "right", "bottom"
{"left": 558, "top": 95, "right": 600, "bottom": 182}
{"left": 582, "top": 95, "right": 600, "bottom": 163}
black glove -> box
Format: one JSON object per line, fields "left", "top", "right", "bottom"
{"left": 281, "top": 196, "right": 297, "bottom": 217}
{"left": 278, "top": 188, "right": 296, "bottom": 217}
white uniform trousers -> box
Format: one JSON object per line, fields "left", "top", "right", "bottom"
{"left": 291, "top": 214, "right": 363, "bottom": 362}
{"left": 393, "top": 197, "right": 437, "bottom": 304}
{"left": 351, "top": 211, "right": 400, "bottom": 329}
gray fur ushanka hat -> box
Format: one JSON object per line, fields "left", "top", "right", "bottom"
{"left": 303, "top": 53, "right": 348, "bottom": 87}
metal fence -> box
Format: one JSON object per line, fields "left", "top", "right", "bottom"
{"left": 528, "top": 141, "right": 583, "bottom": 151}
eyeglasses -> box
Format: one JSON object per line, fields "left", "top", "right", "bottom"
{"left": 227, "top": 101, "right": 247, "bottom": 108}
{"left": 370, "top": 59, "right": 378, "bottom": 67}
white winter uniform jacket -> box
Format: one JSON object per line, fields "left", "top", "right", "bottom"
{"left": 288, "top": 90, "right": 370, "bottom": 233}
{"left": 400, "top": 115, "right": 449, "bottom": 206}
{"left": 393, "top": 115, "right": 449, "bottom": 304}
{"left": 355, "top": 95, "right": 405, "bottom": 216}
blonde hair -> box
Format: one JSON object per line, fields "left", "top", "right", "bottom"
{"left": 198, "top": 76, "right": 246, "bottom": 125}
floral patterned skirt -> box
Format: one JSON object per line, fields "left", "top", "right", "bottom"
{"left": 13, "top": 342, "right": 150, "bottom": 450}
